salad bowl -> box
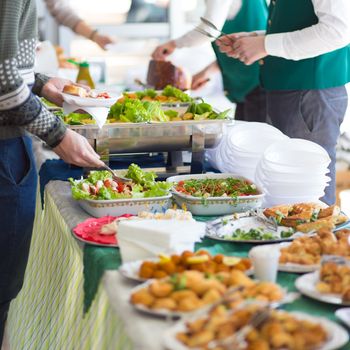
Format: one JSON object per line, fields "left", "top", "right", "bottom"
{"left": 167, "top": 173, "right": 264, "bottom": 216}
{"left": 70, "top": 164, "right": 173, "bottom": 217}
{"left": 78, "top": 195, "right": 172, "bottom": 218}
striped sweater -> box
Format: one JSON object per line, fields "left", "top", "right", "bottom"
{"left": 0, "top": 0, "right": 66, "bottom": 147}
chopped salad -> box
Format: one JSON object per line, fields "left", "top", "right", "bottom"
{"left": 69, "top": 164, "right": 172, "bottom": 200}
{"left": 108, "top": 98, "right": 231, "bottom": 123}
{"left": 225, "top": 227, "right": 294, "bottom": 241}
{"left": 118, "top": 85, "right": 193, "bottom": 103}
{"left": 174, "top": 178, "right": 260, "bottom": 198}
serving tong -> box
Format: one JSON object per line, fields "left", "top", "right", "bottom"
{"left": 195, "top": 17, "right": 235, "bottom": 43}
{"left": 101, "top": 164, "right": 130, "bottom": 183}
{"left": 206, "top": 209, "right": 279, "bottom": 232}
{"left": 206, "top": 291, "right": 300, "bottom": 349}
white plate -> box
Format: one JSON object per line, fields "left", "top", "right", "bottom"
{"left": 119, "top": 257, "right": 254, "bottom": 283}
{"left": 167, "top": 173, "right": 264, "bottom": 216}
{"left": 295, "top": 272, "right": 350, "bottom": 306}
{"left": 336, "top": 308, "right": 350, "bottom": 328}
{"left": 162, "top": 311, "right": 349, "bottom": 350}
{"left": 277, "top": 242, "right": 320, "bottom": 273}
{"left": 130, "top": 280, "right": 286, "bottom": 319}
{"left": 62, "top": 92, "right": 119, "bottom": 107}
{"left": 130, "top": 280, "right": 205, "bottom": 318}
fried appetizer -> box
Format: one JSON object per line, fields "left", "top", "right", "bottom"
{"left": 138, "top": 250, "right": 251, "bottom": 280}
{"left": 316, "top": 261, "right": 350, "bottom": 302}
{"left": 130, "top": 271, "right": 284, "bottom": 314}
{"left": 279, "top": 229, "right": 350, "bottom": 266}
{"left": 176, "top": 305, "right": 328, "bottom": 350}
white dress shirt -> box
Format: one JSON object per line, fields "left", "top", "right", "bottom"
{"left": 265, "top": 0, "right": 350, "bottom": 61}
{"left": 175, "top": 0, "right": 242, "bottom": 48}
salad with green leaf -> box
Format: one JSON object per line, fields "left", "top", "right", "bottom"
{"left": 69, "top": 163, "right": 172, "bottom": 200}
{"left": 224, "top": 227, "right": 294, "bottom": 241}
{"left": 109, "top": 99, "right": 169, "bottom": 123}
{"left": 121, "top": 85, "right": 193, "bottom": 103}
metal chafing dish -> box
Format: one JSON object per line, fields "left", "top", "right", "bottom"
{"left": 69, "top": 120, "right": 230, "bottom": 173}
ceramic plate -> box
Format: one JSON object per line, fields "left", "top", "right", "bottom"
{"left": 130, "top": 281, "right": 287, "bottom": 319}
{"left": 166, "top": 174, "right": 264, "bottom": 216}
{"left": 78, "top": 194, "right": 172, "bottom": 218}
{"left": 119, "top": 257, "right": 254, "bottom": 283}
{"left": 295, "top": 272, "right": 350, "bottom": 306}
{"left": 162, "top": 311, "right": 349, "bottom": 350}
{"left": 336, "top": 308, "right": 350, "bottom": 328}
{"left": 277, "top": 242, "right": 320, "bottom": 273}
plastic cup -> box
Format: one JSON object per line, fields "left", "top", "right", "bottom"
{"left": 249, "top": 245, "right": 280, "bottom": 282}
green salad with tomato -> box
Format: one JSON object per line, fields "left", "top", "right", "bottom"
{"left": 174, "top": 178, "right": 260, "bottom": 198}
{"left": 69, "top": 164, "right": 172, "bottom": 200}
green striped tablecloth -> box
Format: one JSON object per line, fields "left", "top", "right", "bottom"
{"left": 7, "top": 184, "right": 133, "bottom": 350}
{"left": 7, "top": 180, "right": 350, "bottom": 349}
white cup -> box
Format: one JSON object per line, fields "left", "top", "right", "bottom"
{"left": 249, "top": 245, "right": 280, "bottom": 283}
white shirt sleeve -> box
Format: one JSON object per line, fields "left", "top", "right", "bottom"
{"left": 175, "top": 0, "right": 240, "bottom": 48}
{"left": 265, "top": 0, "right": 350, "bottom": 61}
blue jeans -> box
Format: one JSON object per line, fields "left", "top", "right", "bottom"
{"left": 267, "top": 86, "right": 348, "bottom": 205}
{"left": 0, "top": 136, "right": 37, "bottom": 343}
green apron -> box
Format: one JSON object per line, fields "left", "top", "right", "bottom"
{"left": 260, "top": 0, "right": 350, "bottom": 90}
{"left": 212, "top": 0, "right": 268, "bottom": 103}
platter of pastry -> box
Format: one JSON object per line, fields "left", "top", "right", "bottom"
{"left": 278, "top": 228, "right": 350, "bottom": 273}
{"left": 162, "top": 304, "right": 349, "bottom": 350}
{"left": 129, "top": 270, "right": 286, "bottom": 318}
{"left": 206, "top": 203, "right": 349, "bottom": 244}
{"left": 295, "top": 258, "right": 350, "bottom": 305}
{"left": 119, "top": 250, "right": 253, "bottom": 282}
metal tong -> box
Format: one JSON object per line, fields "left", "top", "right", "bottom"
{"left": 195, "top": 17, "right": 235, "bottom": 43}
{"left": 207, "top": 307, "right": 271, "bottom": 349}
{"left": 101, "top": 164, "right": 129, "bottom": 183}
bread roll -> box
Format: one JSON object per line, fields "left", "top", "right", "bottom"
{"left": 63, "top": 84, "right": 88, "bottom": 97}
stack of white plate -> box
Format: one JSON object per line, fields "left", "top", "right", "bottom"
{"left": 255, "top": 139, "right": 331, "bottom": 206}
{"left": 215, "top": 122, "right": 288, "bottom": 180}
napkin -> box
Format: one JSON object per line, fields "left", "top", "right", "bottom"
{"left": 117, "top": 219, "right": 205, "bottom": 262}
{"left": 62, "top": 102, "right": 109, "bottom": 128}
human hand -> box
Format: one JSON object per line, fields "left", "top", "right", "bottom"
{"left": 41, "top": 77, "right": 90, "bottom": 107}
{"left": 217, "top": 35, "right": 267, "bottom": 65}
{"left": 151, "top": 40, "right": 176, "bottom": 60}
{"left": 53, "top": 129, "right": 105, "bottom": 168}
{"left": 192, "top": 69, "right": 211, "bottom": 90}
{"left": 93, "top": 33, "right": 114, "bottom": 50}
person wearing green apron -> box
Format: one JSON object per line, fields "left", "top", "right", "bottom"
{"left": 216, "top": 0, "right": 350, "bottom": 204}
{"left": 152, "top": 0, "right": 268, "bottom": 121}
{"left": 212, "top": 0, "right": 268, "bottom": 121}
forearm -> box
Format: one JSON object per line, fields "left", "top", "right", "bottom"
{"left": 265, "top": 0, "right": 350, "bottom": 60}
{"left": 175, "top": 0, "right": 236, "bottom": 48}
{"left": 74, "top": 21, "right": 96, "bottom": 40}
{"left": 32, "top": 73, "right": 50, "bottom": 97}
{"left": 44, "top": 0, "right": 81, "bottom": 30}
{"left": 0, "top": 92, "right": 66, "bottom": 147}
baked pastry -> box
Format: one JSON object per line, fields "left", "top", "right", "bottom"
{"left": 146, "top": 60, "right": 191, "bottom": 90}
{"left": 63, "top": 84, "right": 88, "bottom": 97}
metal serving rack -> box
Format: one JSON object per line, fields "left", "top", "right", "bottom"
{"left": 69, "top": 120, "right": 230, "bottom": 174}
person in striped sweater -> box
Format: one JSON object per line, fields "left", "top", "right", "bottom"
{"left": 0, "top": 0, "right": 104, "bottom": 343}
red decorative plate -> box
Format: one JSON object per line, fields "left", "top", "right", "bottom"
{"left": 72, "top": 214, "right": 134, "bottom": 247}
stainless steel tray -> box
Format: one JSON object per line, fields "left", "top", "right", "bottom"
{"left": 69, "top": 120, "right": 230, "bottom": 172}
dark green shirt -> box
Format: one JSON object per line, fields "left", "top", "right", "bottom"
{"left": 260, "top": 0, "right": 350, "bottom": 90}
{"left": 212, "top": 0, "right": 268, "bottom": 103}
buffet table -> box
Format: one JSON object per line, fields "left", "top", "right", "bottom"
{"left": 7, "top": 181, "right": 350, "bottom": 350}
